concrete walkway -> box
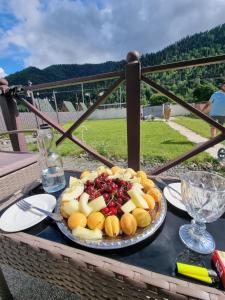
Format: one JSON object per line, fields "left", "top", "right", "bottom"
{"left": 167, "top": 120, "right": 224, "bottom": 159}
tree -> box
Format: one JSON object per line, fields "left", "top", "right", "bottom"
{"left": 149, "top": 93, "right": 170, "bottom": 106}
{"left": 193, "top": 83, "right": 217, "bottom": 103}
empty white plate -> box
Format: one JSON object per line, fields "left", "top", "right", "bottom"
{"left": 163, "top": 182, "right": 186, "bottom": 211}
{"left": 0, "top": 194, "right": 56, "bottom": 232}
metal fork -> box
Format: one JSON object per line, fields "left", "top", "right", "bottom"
{"left": 17, "top": 199, "right": 63, "bottom": 222}
{"left": 154, "top": 177, "right": 181, "bottom": 197}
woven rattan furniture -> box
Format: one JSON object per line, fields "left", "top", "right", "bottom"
{"left": 0, "top": 151, "right": 40, "bottom": 200}
{"left": 1, "top": 171, "right": 225, "bottom": 300}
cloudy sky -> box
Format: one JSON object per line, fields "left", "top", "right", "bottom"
{"left": 0, "top": 0, "right": 225, "bottom": 76}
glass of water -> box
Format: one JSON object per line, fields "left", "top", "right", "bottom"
{"left": 179, "top": 171, "right": 225, "bottom": 254}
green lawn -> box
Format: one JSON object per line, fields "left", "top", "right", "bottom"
{"left": 174, "top": 116, "right": 212, "bottom": 139}
{"left": 29, "top": 119, "right": 211, "bottom": 162}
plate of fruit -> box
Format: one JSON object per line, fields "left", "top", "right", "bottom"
{"left": 55, "top": 166, "right": 167, "bottom": 249}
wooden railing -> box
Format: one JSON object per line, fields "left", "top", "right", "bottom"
{"left": 1, "top": 51, "right": 225, "bottom": 174}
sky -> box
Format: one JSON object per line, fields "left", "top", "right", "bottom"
{"left": 0, "top": 0, "right": 225, "bottom": 76}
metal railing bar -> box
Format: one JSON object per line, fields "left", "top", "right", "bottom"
{"left": 24, "top": 71, "right": 125, "bottom": 92}
{"left": 0, "top": 129, "right": 36, "bottom": 136}
{"left": 142, "top": 54, "right": 225, "bottom": 74}
{"left": 141, "top": 75, "right": 225, "bottom": 133}
{"left": 17, "top": 97, "right": 114, "bottom": 167}
{"left": 56, "top": 77, "right": 124, "bottom": 146}
{"left": 151, "top": 133, "right": 225, "bottom": 175}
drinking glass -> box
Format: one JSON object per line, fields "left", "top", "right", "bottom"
{"left": 179, "top": 171, "right": 225, "bottom": 255}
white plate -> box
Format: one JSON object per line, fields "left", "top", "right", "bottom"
{"left": 163, "top": 182, "right": 186, "bottom": 211}
{"left": 0, "top": 194, "right": 56, "bottom": 232}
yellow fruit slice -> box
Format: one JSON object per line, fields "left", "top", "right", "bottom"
{"left": 89, "top": 196, "right": 106, "bottom": 212}
{"left": 121, "top": 200, "right": 136, "bottom": 213}
{"left": 127, "top": 189, "right": 148, "bottom": 209}
{"left": 60, "top": 200, "right": 79, "bottom": 218}
{"left": 136, "top": 171, "right": 147, "bottom": 179}
{"left": 87, "top": 212, "right": 105, "bottom": 230}
{"left": 120, "top": 213, "right": 137, "bottom": 235}
{"left": 80, "top": 171, "right": 90, "bottom": 179}
{"left": 132, "top": 208, "right": 151, "bottom": 227}
{"left": 147, "top": 187, "right": 162, "bottom": 202}
{"left": 72, "top": 226, "right": 103, "bottom": 240}
{"left": 104, "top": 216, "right": 120, "bottom": 237}
{"left": 68, "top": 212, "right": 87, "bottom": 230}
{"left": 79, "top": 193, "right": 93, "bottom": 216}
{"left": 141, "top": 178, "right": 155, "bottom": 191}
{"left": 143, "top": 194, "right": 155, "bottom": 210}
{"left": 111, "top": 166, "right": 122, "bottom": 174}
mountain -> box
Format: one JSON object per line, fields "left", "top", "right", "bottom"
{"left": 7, "top": 23, "right": 225, "bottom": 86}
{"left": 6, "top": 23, "right": 225, "bottom": 107}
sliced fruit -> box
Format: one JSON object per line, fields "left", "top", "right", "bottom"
{"left": 120, "top": 213, "right": 137, "bottom": 235}
{"left": 62, "top": 184, "right": 84, "bottom": 202}
{"left": 132, "top": 208, "right": 151, "bottom": 227}
{"left": 141, "top": 178, "right": 155, "bottom": 191}
{"left": 123, "top": 170, "right": 133, "bottom": 180}
{"left": 105, "top": 168, "right": 113, "bottom": 175}
{"left": 68, "top": 212, "right": 87, "bottom": 230}
{"left": 87, "top": 212, "right": 105, "bottom": 230}
{"left": 132, "top": 182, "right": 144, "bottom": 191}
{"left": 136, "top": 171, "right": 147, "bottom": 179}
{"left": 111, "top": 166, "right": 122, "bottom": 175}
{"left": 147, "top": 187, "right": 162, "bottom": 202}
{"left": 126, "top": 168, "right": 136, "bottom": 176}
{"left": 104, "top": 215, "right": 120, "bottom": 237}
{"left": 143, "top": 194, "right": 155, "bottom": 210}
{"left": 89, "top": 196, "right": 106, "bottom": 212}
{"left": 80, "top": 170, "right": 90, "bottom": 179}
{"left": 79, "top": 193, "right": 93, "bottom": 216}
{"left": 129, "top": 176, "right": 142, "bottom": 184}
{"left": 121, "top": 199, "right": 136, "bottom": 213}
{"left": 60, "top": 200, "right": 79, "bottom": 218}
{"left": 69, "top": 176, "right": 81, "bottom": 187}
{"left": 72, "top": 226, "right": 103, "bottom": 240}
{"left": 97, "top": 166, "right": 106, "bottom": 175}
{"left": 127, "top": 189, "right": 149, "bottom": 209}
{"left": 80, "top": 171, "right": 98, "bottom": 183}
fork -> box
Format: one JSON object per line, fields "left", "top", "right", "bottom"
{"left": 17, "top": 199, "right": 63, "bottom": 222}
{"left": 154, "top": 177, "right": 181, "bottom": 197}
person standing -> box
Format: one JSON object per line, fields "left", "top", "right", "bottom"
{"left": 202, "top": 83, "right": 225, "bottom": 138}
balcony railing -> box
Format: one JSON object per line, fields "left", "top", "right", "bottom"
{"left": 1, "top": 51, "right": 225, "bottom": 174}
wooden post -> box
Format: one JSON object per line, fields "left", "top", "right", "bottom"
{"left": 126, "top": 51, "right": 141, "bottom": 170}
{"left": 0, "top": 79, "right": 27, "bottom": 151}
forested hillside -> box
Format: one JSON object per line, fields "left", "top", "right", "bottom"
{"left": 6, "top": 23, "right": 225, "bottom": 107}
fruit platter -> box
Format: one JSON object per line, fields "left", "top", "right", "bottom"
{"left": 55, "top": 166, "right": 167, "bottom": 249}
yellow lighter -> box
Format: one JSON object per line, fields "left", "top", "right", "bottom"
{"left": 176, "top": 262, "right": 217, "bottom": 284}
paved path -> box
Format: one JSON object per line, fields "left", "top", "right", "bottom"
{"left": 167, "top": 120, "right": 224, "bottom": 159}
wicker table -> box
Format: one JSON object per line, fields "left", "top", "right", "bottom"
{"left": 1, "top": 171, "right": 225, "bottom": 300}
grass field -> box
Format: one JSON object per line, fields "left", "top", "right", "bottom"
{"left": 29, "top": 119, "right": 212, "bottom": 162}
{"left": 174, "top": 116, "right": 212, "bottom": 139}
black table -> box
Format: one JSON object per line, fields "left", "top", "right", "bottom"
{"left": 4, "top": 171, "right": 225, "bottom": 290}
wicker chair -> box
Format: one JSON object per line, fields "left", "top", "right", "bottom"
{"left": 0, "top": 149, "right": 40, "bottom": 201}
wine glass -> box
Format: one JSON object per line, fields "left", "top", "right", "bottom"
{"left": 179, "top": 171, "right": 225, "bottom": 255}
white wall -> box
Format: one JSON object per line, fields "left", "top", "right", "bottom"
{"left": 0, "top": 103, "right": 202, "bottom": 131}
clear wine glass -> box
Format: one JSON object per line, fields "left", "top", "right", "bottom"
{"left": 179, "top": 171, "right": 225, "bottom": 255}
